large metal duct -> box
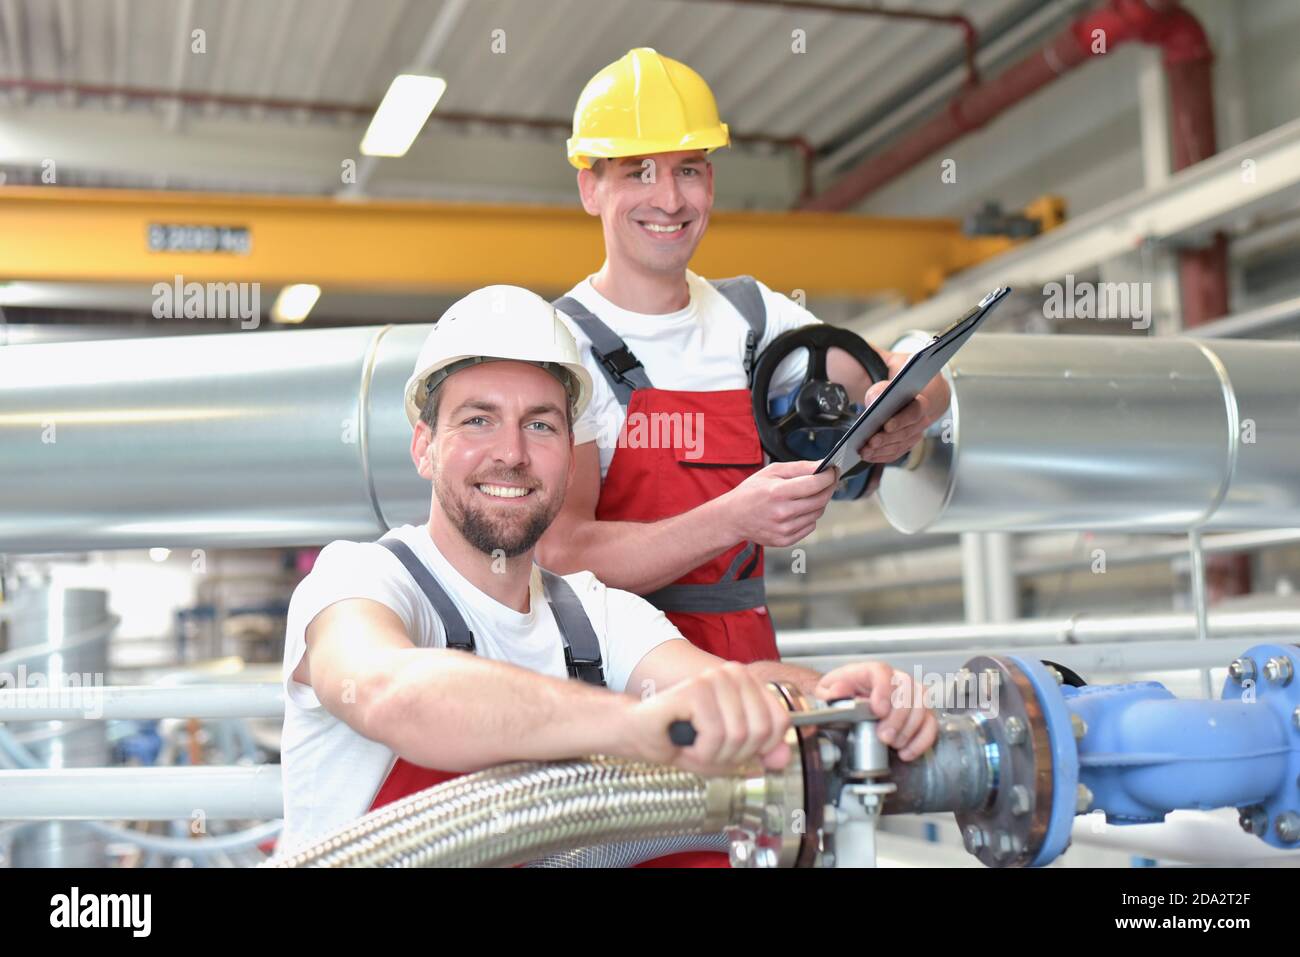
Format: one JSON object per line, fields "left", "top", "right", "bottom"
{"left": 878, "top": 335, "right": 1300, "bottom": 533}
{"left": 0, "top": 324, "right": 431, "bottom": 552}
{"left": 5, "top": 327, "right": 1300, "bottom": 551}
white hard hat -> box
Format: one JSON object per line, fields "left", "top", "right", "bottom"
{"left": 404, "top": 285, "right": 594, "bottom": 427}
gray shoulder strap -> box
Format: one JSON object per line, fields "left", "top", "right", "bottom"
{"left": 538, "top": 568, "right": 606, "bottom": 687}
{"left": 378, "top": 539, "right": 475, "bottom": 653}
{"left": 709, "top": 276, "right": 767, "bottom": 384}
{"left": 553, "top": 295, "right": 652, "bottom": 409}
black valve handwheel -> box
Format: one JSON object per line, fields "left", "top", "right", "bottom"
{"left": 750, "top": 324, "right": 891, "bottom": 480}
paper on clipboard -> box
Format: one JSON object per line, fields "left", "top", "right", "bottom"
{"left": 815, "top": 286, "right": 1012, "bottom": 477}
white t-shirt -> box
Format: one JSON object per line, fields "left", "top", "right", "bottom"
{"left": 278, "top": 522, "right": 683, "bottom": 854}
{"left": 556, "top": 271, "right": 821, "bottom": 479}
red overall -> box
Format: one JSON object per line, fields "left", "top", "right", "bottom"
{"left": 597, "top": 386, "right": 778, "bottom": 663}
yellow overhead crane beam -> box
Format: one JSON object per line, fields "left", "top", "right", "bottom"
{"left": 0, "top": 187, "right": 1027, "bottom": 302}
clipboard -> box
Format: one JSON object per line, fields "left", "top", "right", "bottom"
{"left": 815, "top": 286, "right": 1012, "bottom": 477}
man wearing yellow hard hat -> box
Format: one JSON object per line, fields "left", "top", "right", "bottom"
{"left": 537, "top": 48, "right": 950, "bottom": 667}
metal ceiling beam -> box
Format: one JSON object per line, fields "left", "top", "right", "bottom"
{"left": 697, "top": 0, "right": 979, "bottom": 88}
{"left": 0, "top": 0, "right": 26, "bottom": 105}
{"left": 0, "top": 186, "right": 1014, "bottom": 298}
{"left": 164, "top": 0, "right": 195, "bottom": 131}
{"left": 111, "top": 0, "right": 128, "bottom": 110}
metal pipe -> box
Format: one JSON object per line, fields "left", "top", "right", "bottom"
{"left": 810, "top": 0, "right": 1229, "bottom": 330}
{"left": 777, "top": 608, "right": 1300, "bottom": 658}
{"left": 1163, "top": 12, "right": 1228, "bottom": 327}
{"left": 6, "top": 586, "right": 112, "bottom": 866}
{"left": 84, "top": 820, "right": 283, "bottom": 859}
{"left": 0, "top": 323, "right": 432, "bottom": 551}
{"left": 699, "top": 0, "right": 980, "bottom": 87}
{"left": 960, "top": 533, "right": 990, "bottom": 623}
{"left": 786, "top": 636, "right": 1255, "bottom": 677}
{"left": 983, "top": 533, "right": 1018, "bottom": 621}
{"left": 882, "top": 713, "right": 993, "bottom": 815}
{"left": 959, "top": 532, "right": 1017, "bottom": 623}
{"left": 877, "top": 335, "right": 1300, "bottom": 533}
{"left": 0, "top": 721, "right": 283, "bottom": 857}
{"left": 1067, "top": 682, "right": 1292, "bottom": 823}
{"left": 1187, "top": 530, "right": 1213, "bottom": 697}
{"left": 0, "top": 682, "right": 284, "bottom": 721}
{"left": 767, "top": 529, "right": 1300, "bottom": 600}
{"left": 804, "top": 0, "right": 1212, "bottom": 212}
{"left": 267, "top": 756, "right": 774, "bottom": 868}
{"left": 0, "top": 765, "right": 283, "bottom": 820}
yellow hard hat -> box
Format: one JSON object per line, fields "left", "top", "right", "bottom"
{"left": 567, "top": 48, "right": 730, "bottom": 170}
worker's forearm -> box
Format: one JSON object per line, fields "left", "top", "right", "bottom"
{"left": 352, "top": 648, "right": 634, "bottom": 771}
{"left": 746, "top": 659, "right": 821, "bottom": 698}
{"left": 543, "top": 493, "right": 741, "bottom": 594}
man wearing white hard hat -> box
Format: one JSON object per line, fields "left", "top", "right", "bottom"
{"left": 538, "top": 49, "right": 952, "bottom": 664}
{"left": 278, "top": 285, "right": 936, "bottom": 862}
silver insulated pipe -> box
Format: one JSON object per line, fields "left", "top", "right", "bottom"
{"left": 877, "top": 335, "right": 1300, "bottom": 533}
{"left": 0, "top": 324, "right": 432, "bottom": 552}
{"left": 7, "top": 327, "right": 1298, "bottom": 551}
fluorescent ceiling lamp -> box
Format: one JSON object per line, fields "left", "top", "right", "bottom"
{"left": 360, "top": 74, "right": 447, "bottom": 157}
{"left": 272, "top": 284, "right": 322, "bottom": 324}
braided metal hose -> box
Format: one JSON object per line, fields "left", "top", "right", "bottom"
{"left": 267, "top": 756, "right": 758, "bottom": 868}
{"left": 525, "top": 832, "right": 732, "bottom": 868}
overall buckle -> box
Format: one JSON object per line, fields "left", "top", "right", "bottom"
{"left": 564, "top": 646, "right": 606, "bottom": 686}
{"left": 598, "top": 346, "right": 642, "bottom": 382}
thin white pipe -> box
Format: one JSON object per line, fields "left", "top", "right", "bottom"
{"left": 1188, "top": 530, "right": 1214, "bottom": 698}
{"left": 768, "top": 529, "right": 1300, "bottom": 600}
{"left": 776, "top": 609, "right": 1300, "bottom": 658}
{"left": 0, "top": 724, "right": 281, "bottom": 855}
{"left": 0, "top": 682, "right": 284, "bottom": 721}
{"left": 960, "top": 533, "right": 989, "bottom": 624}
{"left": 86, "top": 819, "right": 281, "bottom": 857}
{"left": 984, "top": 533, "right": 1017, "bottom": 622}
{"left": 786, "top": 636, "right": 1252, "bottom": 678}
{"left": 0, "top": 765, "right": 283, "bottom": 820}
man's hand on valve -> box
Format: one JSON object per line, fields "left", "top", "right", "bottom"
{"left": 814, "top": 661, "right": 939, "bottom": 762}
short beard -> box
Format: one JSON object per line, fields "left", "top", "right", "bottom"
{"left": 433, "top": 468, "right": 561, "bottom": 559}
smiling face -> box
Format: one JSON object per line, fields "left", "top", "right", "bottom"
{"left": 577, "top": 149, "right": 714, "bottom": 278}
{"left": 413, "top": 361, "right": 574, "bottom": 559}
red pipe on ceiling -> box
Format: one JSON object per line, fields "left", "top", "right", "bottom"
{"left": 802, "top": 0, "right": 1225, "bottom": 325}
